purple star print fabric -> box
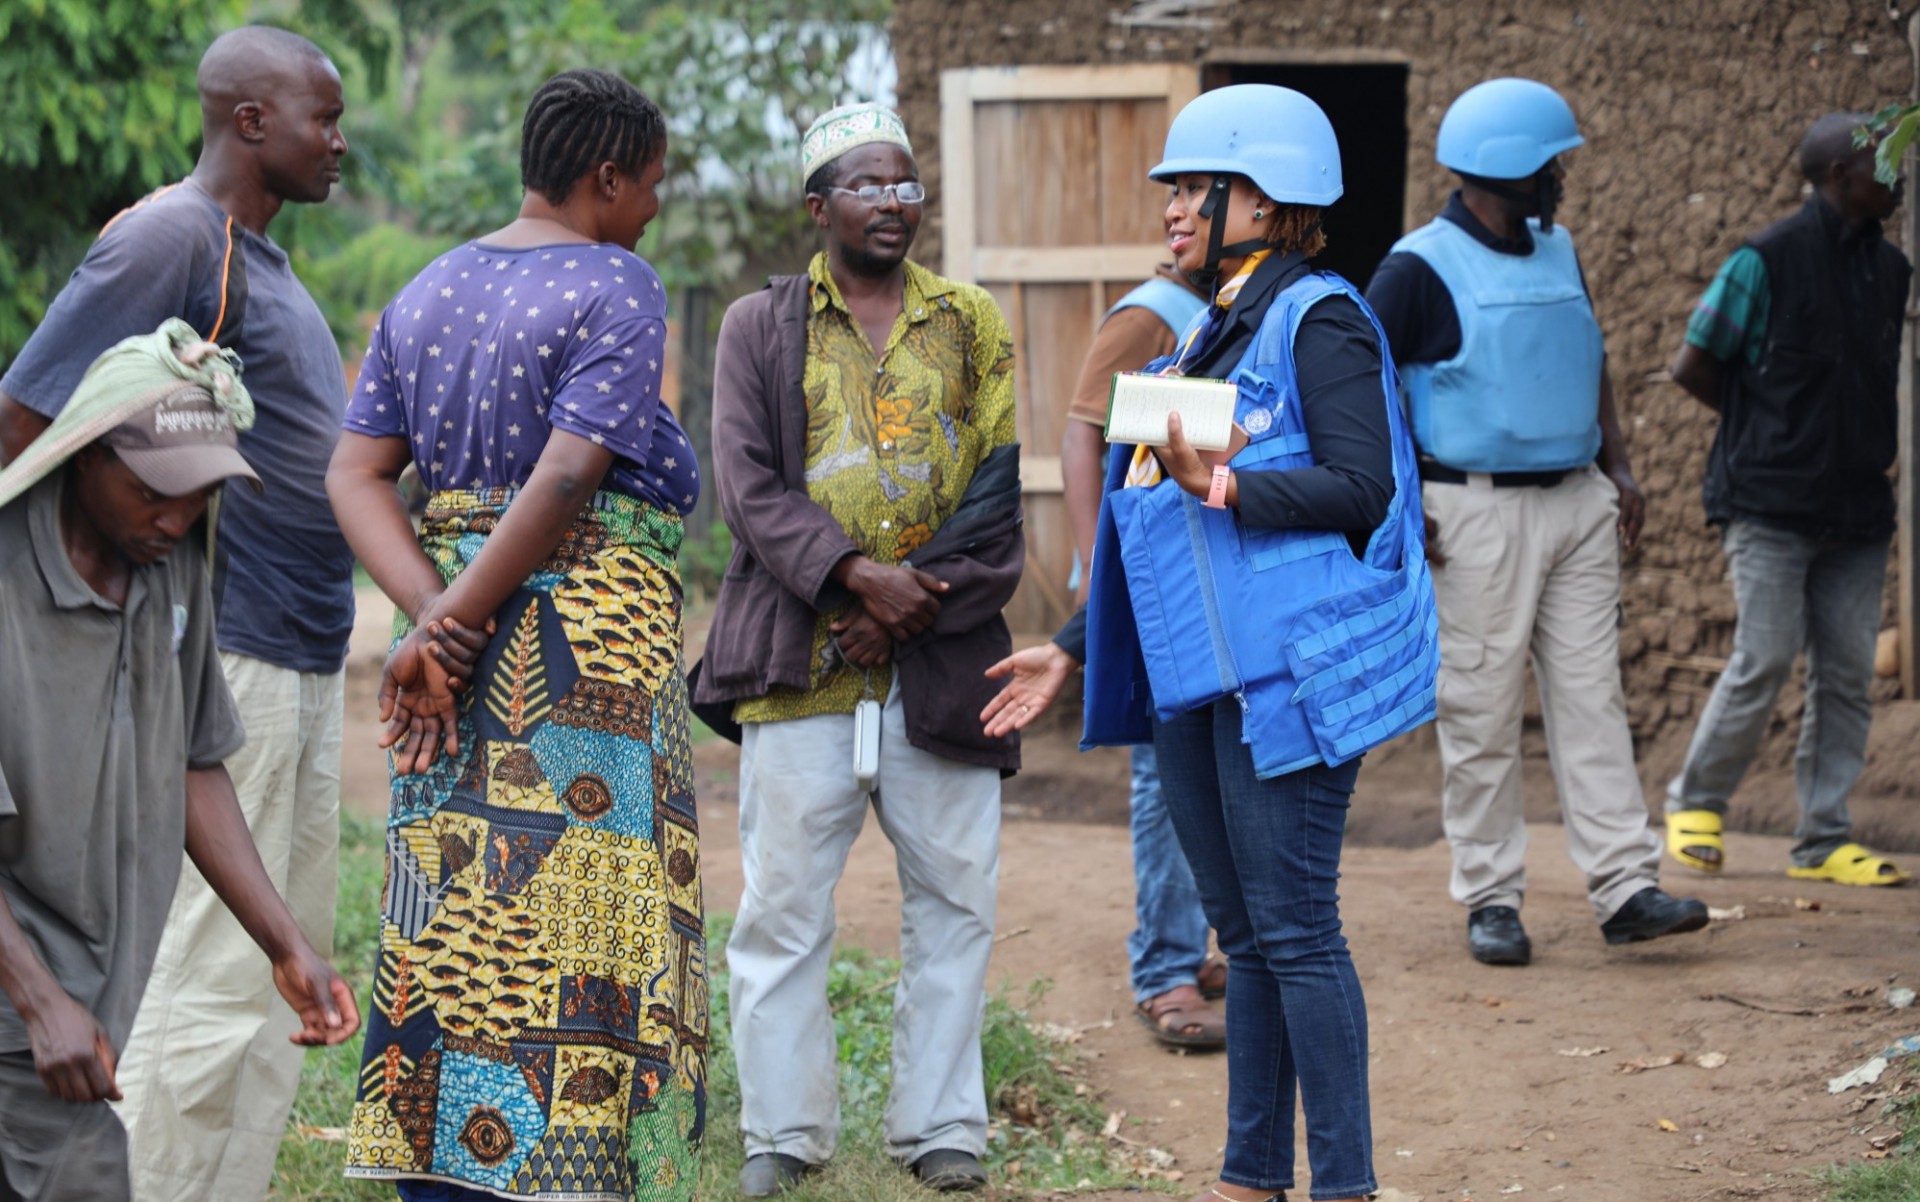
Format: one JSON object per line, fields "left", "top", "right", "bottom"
{"left": 345, "top": 241, "right": 700, "bottom": 514}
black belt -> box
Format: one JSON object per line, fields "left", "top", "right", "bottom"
{"left": 1418, "top": 461, "right": 1567, "bottom": 488}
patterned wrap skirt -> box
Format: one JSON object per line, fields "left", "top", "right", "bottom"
{"left": 346, "top": 488, "right": 706, "bottom": 1201}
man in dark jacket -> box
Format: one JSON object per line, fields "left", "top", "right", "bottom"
{"left": 692, "top": 103, "right": 1022, "bottom": 1196}
{"left": 1664, "top": 112, "right": 1911, "bottom": 887}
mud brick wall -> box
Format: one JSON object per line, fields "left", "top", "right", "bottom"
{"left": 892, "top": 0, "right": 1914, "bottom": 765}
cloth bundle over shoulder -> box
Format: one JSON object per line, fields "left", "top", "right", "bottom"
{"left": 1105, "top": 372, "right": 1237, "bottom": 450}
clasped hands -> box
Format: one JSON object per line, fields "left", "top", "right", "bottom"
{"left": 830, "top": 555, "right": 949, "bottom": 670}
{"left": 378, "top": 600, "right": 495, "bottom": 775}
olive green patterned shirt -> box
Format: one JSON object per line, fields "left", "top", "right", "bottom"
{"left": 734, "top": 253, "right": 1016, "bottom": 723}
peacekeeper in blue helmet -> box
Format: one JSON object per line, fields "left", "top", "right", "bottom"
{"left": 1365, "top": 78, "right": 1709, "bottom": 968}
{"left": 989, "top": 83, "right": 1438, "bottom": 1202}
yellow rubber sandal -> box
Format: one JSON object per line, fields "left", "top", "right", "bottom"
{"left": 1665, "top": 809, "right": 1725, "bottom": 873}
{"left": 1786, "top": 843, "right": 1911, "bottom": 887}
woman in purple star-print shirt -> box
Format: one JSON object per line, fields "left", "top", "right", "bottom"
{"left": 326, "top": 70, "right": 707, "bottom": 1202}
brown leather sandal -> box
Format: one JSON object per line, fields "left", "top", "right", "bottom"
{"left": 1135, "top": 983, "right": 1226, "bottom": 1050}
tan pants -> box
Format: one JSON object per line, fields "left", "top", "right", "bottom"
{"left": 114, "top": 653, "right": 342, "bottom": 1202}
{"left": 1426, "top": 467, "right": 1661, "bottom": 923}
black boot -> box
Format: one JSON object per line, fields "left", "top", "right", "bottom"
{"left": 1468, "top": 905, "right": 1532, "bottom": 965}
{"left": 1600, "top": 886, "right": 1709, "bottom": 945}
{"left": 740, "top": 1153, "right": 819, "bottom": 1197}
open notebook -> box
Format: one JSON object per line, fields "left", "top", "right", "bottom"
{"left": 1104, "top": 372, "right": 1238, "bottom": 451}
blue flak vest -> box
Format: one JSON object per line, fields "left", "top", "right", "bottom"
{"left": 1081, "top": 272, "right": 1440, "bottom": 779}
{"left": 1393, "top": 217, "right": 1604, "bottom": 472}
{"left": 1108, "top": 275, "right": 1208, "bottom": 333}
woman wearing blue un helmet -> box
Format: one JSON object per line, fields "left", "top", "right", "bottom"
{"left": 982, "top": 85, "right": 1437, "bottom": 1201}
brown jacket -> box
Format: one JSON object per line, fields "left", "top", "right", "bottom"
{"left": 691, "top": 273, "right": 1025, "bottom": 772}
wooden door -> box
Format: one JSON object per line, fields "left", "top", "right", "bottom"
{"left": 939, "top": 63, "right": 1199, "bottom": 635}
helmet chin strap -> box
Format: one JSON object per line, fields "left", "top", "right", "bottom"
{"left": 1193, "top": 176, "right": 1278, "bottom": 292}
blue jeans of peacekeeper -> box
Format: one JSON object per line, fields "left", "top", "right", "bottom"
{"left": 1153, "top": 699, "right": 1375, "bottom": 1201}
{"left": 1667, "top": 517, "right": 1889, "bottom": 867}
{"left": 1127, "top": 745, "right": 1212, "bottom": 1002}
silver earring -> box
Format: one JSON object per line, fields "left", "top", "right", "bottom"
{"left": 1253, "top": 208, "right": 1265, "bottom": 219}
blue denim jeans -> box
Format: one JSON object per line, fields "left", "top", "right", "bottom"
{"left": 1127, "top": 744, "right": 1212, "bottom": 1001}
{"left": 1666, "top": 519, "right": 1888, "bottom": 867}
{"left": 1154, "top": 701, "right": 1375, "bottom": 1200}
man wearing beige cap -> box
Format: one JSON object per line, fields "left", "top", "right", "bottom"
{"left": 693, "top": 102, "right": 1022, "bottom": 1195}
{"left": 0, "top": 321, "right": 360, "bottom": 1202}
{"left": 0, "top": 26, "right": 357, "bottom": 1200}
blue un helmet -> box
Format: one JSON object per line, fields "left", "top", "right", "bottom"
{"left": 1436, "top": 78, "right": 1583, "bottom": 229}
{"left": 1150, "top": 84, "right": 1343, "bottom": 278}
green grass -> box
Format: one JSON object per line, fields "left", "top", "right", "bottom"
{"left": 271, "top": 812, "right": 387, "bottom": 1201}
{"left": 270, "top": 818, "right": 1133, "bottom": 1200}
{"left": 1821, "top": 1065, "right": 1920, "bottom": 1201}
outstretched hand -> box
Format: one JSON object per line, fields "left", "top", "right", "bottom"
{"left": 981, "top": 642, "right": 1081, "bottom": 738}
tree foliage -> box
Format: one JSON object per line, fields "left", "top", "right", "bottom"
{"left": 0, "top": 0, "right": 241, "bottom": 364}
{"left": 350, "top": 0, "right": 895, "bottom": 289}
{"left": 0, "top": 0, "right": 895, "bottom": 366}
{"left": 1862, "top": 103, "right": 1920, "bottom": 185}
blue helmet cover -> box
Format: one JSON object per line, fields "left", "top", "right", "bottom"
{"left": 1150, "top": 84, "right": 1343, "bottom": 206}
{"left": 1436, "top": 78, "right": 1584, "bottom": 179}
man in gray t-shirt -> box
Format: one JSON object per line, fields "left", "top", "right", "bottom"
{"left": 0, "top": 27, "right": 360, "bottom": 1199}
{"left": 0, "top": 324, "right": 358, "bottom": 1202}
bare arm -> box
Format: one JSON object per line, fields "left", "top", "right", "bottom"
{"left": 1670, "top": 342, "right": 1725, "bottom": 412}
{"left": 1061, "top": 420, "right": 1105, "bottom": 607}
{"left": 352, "top": 430, "right": 614, "bottom": 771}
{"left": 183, "top": 765, "right": 358, "bottom": 1046}
{"left": 1595, "top": 362, "right": 1645, "bottom": 551}
{"left": 327, "top": 432, "right": 449, "bottom": 626}
{"left": 0, "top": 394, "right": 51, "bottom": 465}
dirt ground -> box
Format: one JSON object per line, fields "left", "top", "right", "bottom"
{"left": 339, "top": 597, "right": 1920, "bottom": 1201}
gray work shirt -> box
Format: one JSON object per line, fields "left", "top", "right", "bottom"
{"left": 0, "top": 475, "right": 245, "bottom": 1054}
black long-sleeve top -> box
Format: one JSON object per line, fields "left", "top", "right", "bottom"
{"left": 1053, "top": 251, "right": 1395, "bottom": 660}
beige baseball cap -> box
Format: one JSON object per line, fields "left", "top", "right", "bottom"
{"left": 100, "top": 385, "right": 262, "bottom": 496}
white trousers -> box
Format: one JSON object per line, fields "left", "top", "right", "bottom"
{"left": 1426, "top": 468, "right": 1662, "bottom": 922}
{"left": 728, "top": 679, "right": 1000, "bottom": 1165}
{"left": 115, "top": 653, "right": 343, "bottom": 1202}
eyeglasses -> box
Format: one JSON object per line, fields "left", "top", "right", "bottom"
{"left": 821, "top": 181, "right": 926, "bottom": 206}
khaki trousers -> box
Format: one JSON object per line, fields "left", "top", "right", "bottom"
{"left": 729, "top": 677, "right": 1000, "bottom": 1166}
{"left": 114, "top": 653, "right": 342, "bottom": 1202}
{"left": 1426, "top": 467, "right": 1661, "bottom": 923}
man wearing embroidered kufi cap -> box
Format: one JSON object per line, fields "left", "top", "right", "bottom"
{"left": 692, "top": 102, "right": 1023, "bottom": 1195}
{"left": 0, "top": 320, "right": 358, "bottom": 1202}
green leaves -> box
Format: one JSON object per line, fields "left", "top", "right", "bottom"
{"left": 0, "top": 0, "right": 229, "bottom": 369}
{"left": 1861, "top": 103, "right": 1920, "bottom": 186}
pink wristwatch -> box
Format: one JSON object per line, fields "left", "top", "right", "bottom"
{"left": 1203, "top": 464, "right": 1232, "bottom": 509}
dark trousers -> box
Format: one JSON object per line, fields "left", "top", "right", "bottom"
{"left": 1153, "top": 700, "right": 1376, "bottom": 1200}
{"left": 0, "top": 1051, "right": 130, "bottom": 1202}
